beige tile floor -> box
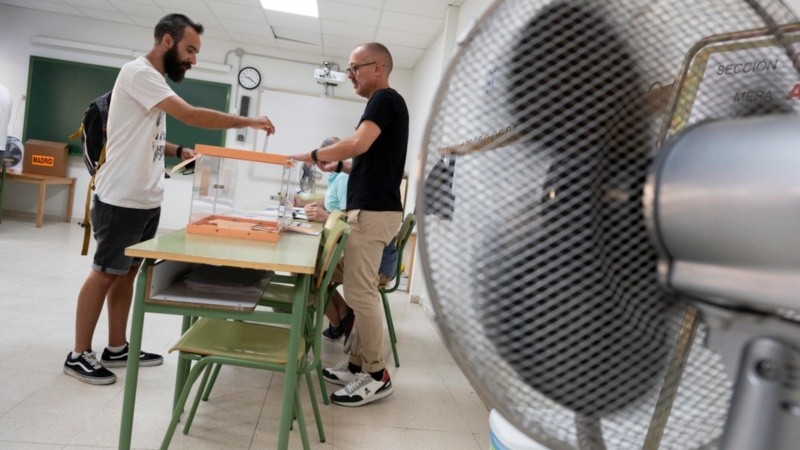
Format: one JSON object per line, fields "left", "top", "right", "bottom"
{"left": 0, "top": 216, "right": 490, "bottom": 449}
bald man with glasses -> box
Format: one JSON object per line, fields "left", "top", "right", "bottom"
{"left": 292, "top": 42, "right": 407, "bottom": 407}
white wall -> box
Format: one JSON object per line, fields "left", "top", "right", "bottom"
{"left": 0, "top": 4, "right": 412, "bottom": 230}
{"left": 405, "top": 0, "right": 495, "bottom": 306}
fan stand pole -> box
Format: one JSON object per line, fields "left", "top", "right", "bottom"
{"left": 575, "top": 414, "right": 606, "bottom": 450}
{"left": 643, "top": 304, "right": 700, "bottom": 449}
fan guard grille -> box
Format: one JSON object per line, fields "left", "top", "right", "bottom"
{"left": 418, "top": 0, "right": 800, "bottom": 448}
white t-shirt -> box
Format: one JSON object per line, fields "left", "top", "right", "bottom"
{"left": 95, "top": 56, "right": 176, "bottom": 209}
{"left": 0, "top": 83, "right": 11, "bottom": 149}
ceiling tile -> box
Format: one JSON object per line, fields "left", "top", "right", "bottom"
{"left": 64, "top": 0, "right": 116, "bottom": 11}
{"left": 330, "top": 0, "right": 379, "bottom": 7}
{"left": 322, "top": 19, "right": 374, "bottom": 41}
{"left": 108, "top": 0, "right": 164, "bottom": 18}
{"left": 214, "top": 0, "right": 261, "bottom": 5}
{"left": 0, "top": 0, "right": 36, "bottom": 7}
{"left": 152, "top": 0, "right": 212, "bottom": 14}
{"left": 272, "top": 26, "right": 322, "bottom": 45}
{"left": 198, "top": 26, "right": 233, "bottom": 41}
{"left": 276, "top": 39, "right": 322, "bottom": 56}
{"left": 384, "top": 0, "right": 449, "bottom": 18}
{"left": 322, "top": 34, "right": 362, "bottom": 52}
{"left": 182, "top": 11, "right": 225, "bottom": 29}
{"left": 226, "top": 30, "right": 277, "bottom": 47}
{"left": 25, "top": 0, "right": 82, "bottom": 15}
{"left": 319, "top": 0, "right": 380, "bottom": 27}
{"left": 221, "top": 17, "right": 271, "bottom": 36}
{"left": 82, "top": 8, "right": 135, "bottom": 24}
{"left": 380, "top": 10, "right": 442, "bottom": 36}
{"left": 127, "top": 14, "right": 160, "bottom": 27}
{"left": 200, "top": 0, "right": 268, "bottom": 22}
{"left": 375, "top": 28, "right": 430, "bottom": 49}
{"left": 263, "top": 10, "right": 320, "bottom": 32}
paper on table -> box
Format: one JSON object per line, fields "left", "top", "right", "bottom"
{"left": 285, "top": 221, "right": 321, "bottom": 235}
{"left": 185, "top": 265, "right": 274, "bottom": 296}
{"left": 293, "top": 207, "right": 308, "bottom": 220}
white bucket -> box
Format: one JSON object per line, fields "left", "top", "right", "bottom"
{"left": 489, "top": 409, "right": 549, "bottom": 450}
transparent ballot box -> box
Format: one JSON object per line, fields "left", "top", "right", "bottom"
{"left": 186, "top": 144, "right": 298, "bottom": 242}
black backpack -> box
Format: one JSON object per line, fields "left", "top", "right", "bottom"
{"left": 71, "top": 91, "right": 112, "bottom": 176}
{"left": 69, "top": 91, "right": 112, "bottom": 255}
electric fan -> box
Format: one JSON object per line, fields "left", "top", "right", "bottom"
{"left": 299, "top": 163, "right": 321, "bottom": 193}
{"left": 418, "top": 1, "right": 800, "bottom": 449}
{"left": 3, "top": 136, "right": 23, "bottom": 171}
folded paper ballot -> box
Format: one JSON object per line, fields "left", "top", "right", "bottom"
{"left": 285, "top": 221, "right": 322, "bottom": 235}
{"left": 185, "top": 265, "right": 274, "bottom": 296}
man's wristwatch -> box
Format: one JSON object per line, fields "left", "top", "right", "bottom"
{"left": 335, "top": 161, "right": 343, "bottom": 173}
{"left": 176, "top": 145, "right": 185, "bottom": 159}
{"left": 311, "top": 149, "right": 319, "bottom": 163}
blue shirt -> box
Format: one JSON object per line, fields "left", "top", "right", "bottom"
{"left": 325, "top": 172, "right": 349, "bottom": 212}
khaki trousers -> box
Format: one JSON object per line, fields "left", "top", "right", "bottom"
{"left": 343, "top": 209, "right": 402, "bottom": 373}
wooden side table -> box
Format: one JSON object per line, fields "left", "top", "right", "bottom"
{"left": 2, "top": 172, "right": 76, "bottom": 227}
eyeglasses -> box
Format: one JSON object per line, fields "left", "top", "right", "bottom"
{"left": 346, "top": 61, "right": 376, "bottom": 75}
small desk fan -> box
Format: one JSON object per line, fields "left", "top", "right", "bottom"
{"left": 3, "top": 137, "right": 23, "bottom": 171}
{"left": 299, "top": 163, "right": 321, "bottom": 193}
{"left": 418, "top": 1, "right": 800, "bottom": 449}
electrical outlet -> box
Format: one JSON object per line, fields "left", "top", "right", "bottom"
{"left": 21, "top": 95, "right": 26, "bottom": 101}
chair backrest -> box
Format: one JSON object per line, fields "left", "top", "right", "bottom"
{"left": 383, "top": 213, "right": 416, "bottom": 292}
{"left": 323, "top": 210, "right": 345, "bottom": 230}
{"left": 314, "top": 219, "right": 349, "bottom": 290}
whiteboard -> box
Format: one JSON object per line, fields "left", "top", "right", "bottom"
{"left": 255, "top": 88, "right": 366, "bottom": 157}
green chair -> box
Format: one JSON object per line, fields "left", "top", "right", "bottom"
{"left": 200, "top": 211, "right": 347, "bottom": 405}
{"left": 328, "top": 212, "right": 416, "bottom": 367}
{"left": 380, "top": 213, "right": 416, "bottom": 367}
{"left": 161, "top": 220, "right": 349, "bottom": 449}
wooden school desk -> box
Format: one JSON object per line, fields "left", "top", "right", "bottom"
{"left": 118, "top": 227, "right": 321, "bottom": 450}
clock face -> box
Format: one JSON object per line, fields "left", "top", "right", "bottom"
{"left": 238, "top": 66, "right": 261, "bottom": 90}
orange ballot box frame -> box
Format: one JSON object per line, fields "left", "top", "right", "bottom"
{"left": 185, "top": 144, "right": 297, "bottom": 242}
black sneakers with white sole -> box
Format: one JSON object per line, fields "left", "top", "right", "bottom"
{"left": 100, "top": 343, "right": 163, "bottom": 368}
{"left": 63, "top": 351, "right": 116, "bottom": 385}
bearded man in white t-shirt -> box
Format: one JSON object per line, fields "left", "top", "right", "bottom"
{"left": 64, "top": 13, "right": 276, "bottom": 385}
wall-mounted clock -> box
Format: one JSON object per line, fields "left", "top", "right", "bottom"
{"left": 238, "top": 66, "right": 261, "bottom": 90}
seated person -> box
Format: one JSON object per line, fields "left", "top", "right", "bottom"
{"left": 303, "top": 137, "right": 399, "bottom": 342}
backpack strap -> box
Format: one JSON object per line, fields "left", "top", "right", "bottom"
{"left": 80, "top": 175, "right": 93, "bottom": 256}
{"left": 79, "top": 142, "right": 107, "bottom": 256}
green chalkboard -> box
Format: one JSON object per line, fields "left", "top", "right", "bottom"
{"left": 23, "top": 56, "right": 229, "bottom": 166}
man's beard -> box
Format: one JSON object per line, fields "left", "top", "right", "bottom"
{"left": 164, "top": 46, "right": 189, "bottom": 82}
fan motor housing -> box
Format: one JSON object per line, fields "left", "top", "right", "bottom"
{"left": 645, "top": 114, "right": 800, "bottom": 313}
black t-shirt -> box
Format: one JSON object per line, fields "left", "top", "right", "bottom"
{"left": 347, "top": 88, "right": 408, "bottom": 212}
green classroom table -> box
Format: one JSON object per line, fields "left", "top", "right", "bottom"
{"left": 118, "top": 227, "right": 321, "bottom": 450}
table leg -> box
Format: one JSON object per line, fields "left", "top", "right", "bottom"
{"left": 277, "top": 274, "right": 310, "bottom": 450}
{"left": 65, "top": 178, "right": 75, "bottom": 223}
{"left": 36, "top": 179, "right": 45, "bottom": 227}
{"left": 174, "top": 315, "right": 193, "bottom": 408}
{"left": 119, "top": 260, "right": 151, "bottom": 450}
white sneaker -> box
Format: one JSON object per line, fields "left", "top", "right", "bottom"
{"left": 330, "top": 370, "right": 393, "bottom": 407}
{"left": 322, "top": 360, "right": 358, "bottom": 386}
